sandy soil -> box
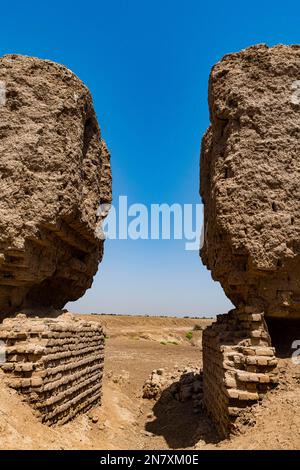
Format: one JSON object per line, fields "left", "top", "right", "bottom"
{"left": 0, "top": 314, "right": 299, "bottom": 450}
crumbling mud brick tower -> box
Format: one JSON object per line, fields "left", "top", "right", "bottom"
{"left": 200, "top": 44, "right": 300, "bottom": 437}
{"left": 0, "top": 54, "right": 112, "bottom": 313}
{"left": 0, "top": 54, "right": 112, "bottom": 424}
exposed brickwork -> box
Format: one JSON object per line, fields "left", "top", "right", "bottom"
{"left": 0, "top": 313, "right": 105, "bottom": 425}
{"left": 203, "top": 309, "right": 278, "bottom": 437}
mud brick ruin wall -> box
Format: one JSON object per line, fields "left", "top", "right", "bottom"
{"left": 0, "top": 314, "right": 105, "bottom": 425}
{"left": 203, "top": 309, "right": 277, "bottom": 437}
{"left": 0, "top": 54, "right": 111, "bottom": 424}
{"left": 200, "top": 44, "right": 300, "bottom": 319}
{"left": 200, "top": 44, "right": 300, "bottom": 437}
{"left": 0, "top": 54, "right": 112, "bottom": 315}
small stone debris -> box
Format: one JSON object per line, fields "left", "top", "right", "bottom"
{"left": 142, "top": 365, "right": 204, "bottom": 411}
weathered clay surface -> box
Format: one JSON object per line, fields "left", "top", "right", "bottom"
{"left": 201, "top": 44, "right": 300, "bottom": 319}
{"left": 0, "top": 54, "right": 112, "bottom": 314}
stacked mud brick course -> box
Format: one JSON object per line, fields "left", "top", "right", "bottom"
{"left": 0, "top": 314, "right": 105, "bottom": 425}
{"left": 200, "top": 44, "right": 300, "bottom": 436}
{"left": 203, "top": 309, "right": 278, "bottom": 437}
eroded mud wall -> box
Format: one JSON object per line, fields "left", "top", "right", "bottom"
{"left": 0, "top": 54, "right": 112, "bottom": 314}
{"left": 199, "top": 44, "right": 300, "bottom": 436}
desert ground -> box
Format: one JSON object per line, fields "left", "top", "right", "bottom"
{"left": 0, "top": 314, "right": 299, "bottom": 450}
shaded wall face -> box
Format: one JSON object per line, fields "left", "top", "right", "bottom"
{"left": 0, "top": 55, "right": 112, "bottom": 314}
{"left": 265, "top": 316, "right": 300, "bottom": 358}
{"left": 200, "top": 44, "right": 300, "bottom": 319}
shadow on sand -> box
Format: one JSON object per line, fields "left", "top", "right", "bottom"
{"left": 145, "top": 380, "right": 221, "bottom": 449}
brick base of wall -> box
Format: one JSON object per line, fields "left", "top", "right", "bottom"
{"left": 0, "top": 313, "right": 105, "bottom": 425}
{"left": 203, "top": 308, "right": 278, "bottom": 438}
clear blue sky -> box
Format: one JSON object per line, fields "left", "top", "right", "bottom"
{"left": 1, "top": 1, "right": 299, "bottom": 316}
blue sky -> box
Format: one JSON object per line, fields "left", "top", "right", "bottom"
{"left": 1, "top": 1, "right": 299, "bottom": 316}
